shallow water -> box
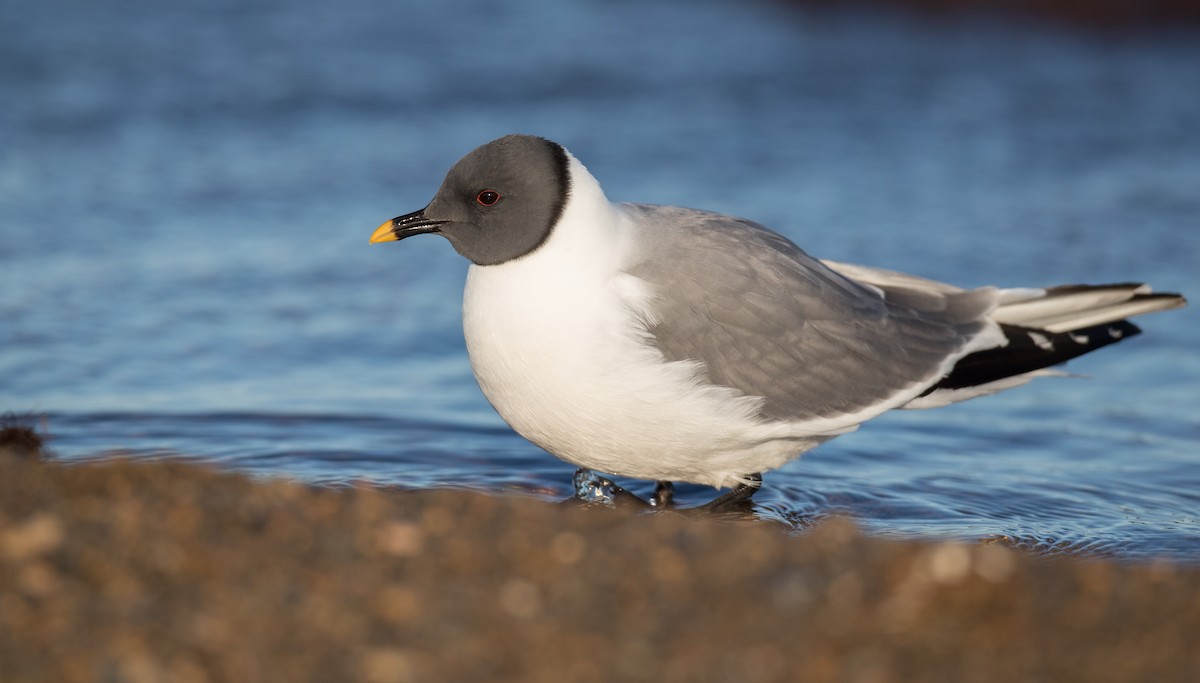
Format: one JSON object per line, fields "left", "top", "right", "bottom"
{"left": 3, "top": 0, "right": 1198, "bottom": 561}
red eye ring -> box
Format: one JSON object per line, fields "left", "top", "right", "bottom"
{"left": 476, "top": 189, "right": 501, "bottom": 207}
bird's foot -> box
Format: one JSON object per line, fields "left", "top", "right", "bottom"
{"left": 567, "top": 470, "right": 761, "bottom": 514}
{"left": 692, "top": 473, "right": 763, "bottom": 513}
{"left": 569, "top": 469, "right": 651, "bottom": 509}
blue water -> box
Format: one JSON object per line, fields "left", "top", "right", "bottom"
{"left": 3, "top": 0, "right": 1198, "bottom": 561}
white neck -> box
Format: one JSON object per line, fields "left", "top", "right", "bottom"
{"left": 522, "top": 152, "right": 627, "bottom": 271}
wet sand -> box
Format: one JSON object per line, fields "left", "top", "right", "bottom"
{"left": 2, "top": 425, "right": 1197, "bottom": 682}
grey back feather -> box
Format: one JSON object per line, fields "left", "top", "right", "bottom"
{"left": 622, "top": 204, "right": 995, "bottom": 422}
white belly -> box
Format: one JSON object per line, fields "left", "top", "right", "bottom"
{"left": 461, "top": 253, "right": 824, "bottom": 488}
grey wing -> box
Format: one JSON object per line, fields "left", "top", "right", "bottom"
{"left": 622, "top": 204, "right": 997, "bottom": 422}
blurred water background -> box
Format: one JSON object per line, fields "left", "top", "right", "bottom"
{"left": 3, "top": 0, "right": 1198, "bottom": 561}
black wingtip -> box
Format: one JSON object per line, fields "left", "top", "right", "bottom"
{"left": 926, "top": 320, "right": 1143, "bottom": 394}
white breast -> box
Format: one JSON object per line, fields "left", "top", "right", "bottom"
{"left": 461, "top": 156, "right": 828, "bottom": 488}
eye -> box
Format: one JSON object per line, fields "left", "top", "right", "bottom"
{"left": 476, "top": 189, "right": 501, "bottom": 207}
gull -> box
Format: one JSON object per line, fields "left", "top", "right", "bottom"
{"left": 370, "top": 134, "right": 1186, "bottom": 509}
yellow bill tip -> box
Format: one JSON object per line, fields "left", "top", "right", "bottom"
{"left": 369, "top": 220, "right": 398, "bottom": 244}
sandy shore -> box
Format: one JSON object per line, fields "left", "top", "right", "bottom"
{"left": 1, "top": 426, "right": 1197, "bottom": 682}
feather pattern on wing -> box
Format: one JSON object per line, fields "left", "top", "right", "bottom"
{"left": 622, "top": 204, "right": 999, "bottom": 422}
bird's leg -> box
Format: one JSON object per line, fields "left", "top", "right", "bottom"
{"left": 695, "top": 473, "right": 762, "bottom": 512}
{"left": 570, "top": 470, "right": 759, "bottom": 512}
{"left": 652, "top": 481, "right": 675, "bottom": 508}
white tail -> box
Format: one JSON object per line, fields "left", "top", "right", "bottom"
{"left": 991, "top": 284, "right": 1187, "bottom": 333}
